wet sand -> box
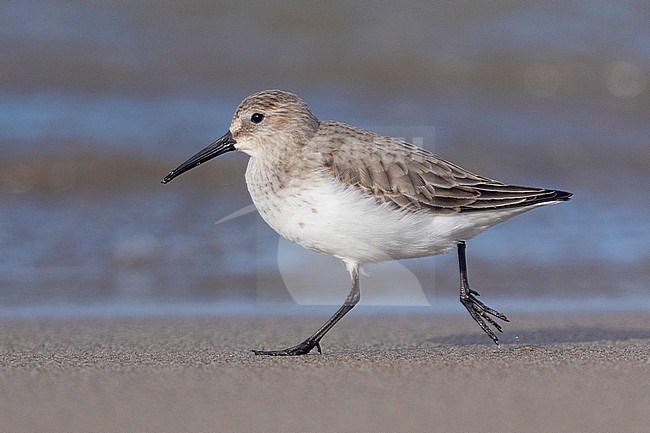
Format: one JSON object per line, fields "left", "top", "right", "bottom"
{"left": 1, "top": 311, "right": 649, "bottom": 433}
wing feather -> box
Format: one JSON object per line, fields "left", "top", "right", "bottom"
{"left": 317, "top": 122, "right": 571, "bottom": 213}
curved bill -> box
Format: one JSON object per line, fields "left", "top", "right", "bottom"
{"left": 161, "top": 131, "right": 236, "bottom": 184}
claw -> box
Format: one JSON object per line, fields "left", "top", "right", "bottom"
{"left": 252, "top": 339, "right": 322, "bottom": 356}
{"left": 460, "top": 290, "right": 509, "bottom": 345}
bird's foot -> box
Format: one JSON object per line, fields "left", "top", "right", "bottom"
{"left": 460, "top": 287, "right": 509, "bottom": 345}
{"left": 251, "top": 339, "right": 322, "bottom": 356}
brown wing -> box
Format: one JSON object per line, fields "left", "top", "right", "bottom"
{"left": 318, "top": 122, "right": 571, "bottom": 214}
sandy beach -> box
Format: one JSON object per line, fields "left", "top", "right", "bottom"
{"left": 1, "top": 310, "right": 648, "bottom": 433}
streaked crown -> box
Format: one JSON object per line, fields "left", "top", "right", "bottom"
{"left": 230, "top": 90, "right": 320, "bottom": 155}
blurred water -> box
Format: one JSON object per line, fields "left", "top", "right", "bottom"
{"left": 1, "top": 1, "right": 649, "bottom": 315}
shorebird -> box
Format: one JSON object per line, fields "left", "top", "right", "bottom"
{"left": 162, "top": 90, "right": 571, "bottom": 355}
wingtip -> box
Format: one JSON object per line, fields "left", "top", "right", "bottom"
{"left": 555, "top": 190, "right": 573, "bottom": 201}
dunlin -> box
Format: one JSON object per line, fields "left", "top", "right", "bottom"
{"left": 162, "top": 90, "right": 571, "bottom": 355}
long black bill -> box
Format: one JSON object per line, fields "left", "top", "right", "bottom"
{"left": 161, "top": 131, "right": 236, "bottom": 184}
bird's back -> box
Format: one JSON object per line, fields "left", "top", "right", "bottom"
{"left": 312, "top": 121, "right": 572, "bottom": 214}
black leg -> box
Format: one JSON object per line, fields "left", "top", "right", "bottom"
{"left": 457, "top": 241, "right": 509, "bottom": 345}
{"left": 252, "top": 264, "right": 360, "bottom": 356}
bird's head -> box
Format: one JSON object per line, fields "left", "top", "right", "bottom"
{"left": 161, "top": 90, "right": 319, "bottom": 184}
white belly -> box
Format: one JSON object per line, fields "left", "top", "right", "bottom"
{"left": 245, "top": 162, "right": 532, "bottom": 264}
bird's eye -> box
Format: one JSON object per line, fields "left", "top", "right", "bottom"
{"left": 251, "top": 113, "right": 264, "bottom": 124}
